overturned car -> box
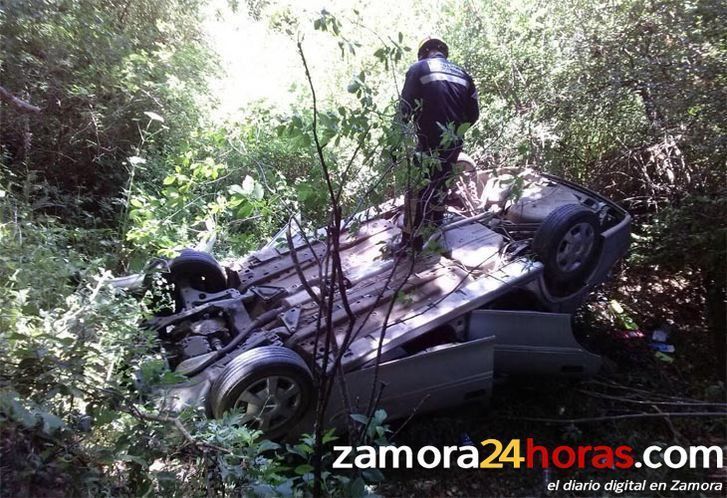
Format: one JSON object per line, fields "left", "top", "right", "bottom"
{"left": 122, "top": 155, "right": 630, "bottom": 438}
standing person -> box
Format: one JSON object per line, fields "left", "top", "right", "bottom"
{"left": 398, "top": 35, "right": 479, "bottom": 254}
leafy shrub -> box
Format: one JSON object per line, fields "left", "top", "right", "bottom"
{"left": 1, "top": 0, "right": 215, "bottom": 224}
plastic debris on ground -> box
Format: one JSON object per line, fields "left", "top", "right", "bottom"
{"left": 649, "top": 342, "right": 676, "bottom": 353}
{"left": 648, "top": 325, "right": 676, "bottom": 359}
{"left": 651, "top": 327, "right": 670, "bottom": 343}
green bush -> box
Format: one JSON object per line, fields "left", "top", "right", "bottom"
{"left": 1, "top": 0, "right": 215, "bottom": 224}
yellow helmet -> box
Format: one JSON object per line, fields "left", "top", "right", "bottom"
{"left": 417, "top": 35, "right": 449, "bottom": 60}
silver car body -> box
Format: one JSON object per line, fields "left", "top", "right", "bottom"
{"left": 152, "top": 155, "right": 631, "bottom": 433}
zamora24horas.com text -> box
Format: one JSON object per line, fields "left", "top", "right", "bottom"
{"left": 332, "top": 438, "right": 723, "bottom": 491}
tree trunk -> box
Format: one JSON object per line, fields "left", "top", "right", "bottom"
{"left": 635, "top": 81, "right": 664, "bottom": 131}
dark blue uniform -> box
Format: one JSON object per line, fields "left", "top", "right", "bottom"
{"left": 399, "top": 54, "right": 479, "bottom": 251}
{"left": 400, "top": 55, "right": 479, "bottom": 151}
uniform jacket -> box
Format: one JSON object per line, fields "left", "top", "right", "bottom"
{"left": 400, "top": 54, "right": 479, "bottom": 152}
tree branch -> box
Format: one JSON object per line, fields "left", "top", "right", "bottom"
{"left": 507, "top": 412, "right": 727, "bottom": 424}
{"left": 0, "top": 85, "right": 41, "bottom": 114}
{"left": 126, "top": 405, "right": 231, "bottom": 454}
{"left": 577, "top": 389, "right": 727, "bottom": 408}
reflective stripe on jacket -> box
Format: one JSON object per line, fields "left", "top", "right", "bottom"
{"left": 400, "top": 55, "right": 479, "bottom": 151}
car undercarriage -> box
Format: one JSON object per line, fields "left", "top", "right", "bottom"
{"left": 118, "top": 155, "right": 631, "bottom": 438}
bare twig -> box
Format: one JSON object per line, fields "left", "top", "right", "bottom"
{"left": 508, "top": 412, "right": 727, "bottom": 424}
{"left": 587, "top": 378, "right": 720, "bottom": 404}
{"left": 126, "top": 405, "right": 231, "bottom": 454}
{"left": 651, "top": 403, "right": 682, "bottom": 442}
{"left": 298, "top": 40, "right": 358, "bottom": 498}
{"left": 577, "top": 389, "right": 727, "bottom": 408}
{"left": 389, "top": 394, "right": 431, "bottom": 440}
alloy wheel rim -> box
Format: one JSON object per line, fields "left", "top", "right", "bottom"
{"left": 234, "top": 375, "right": 302, "bottom": 431}
{"left": 555, "top": 222, "right": 595, "bottom": 273}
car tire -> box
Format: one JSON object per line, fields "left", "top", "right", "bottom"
{"left": 533, "top": 204, "right": 601, "bottom": 287}
{"left": 169, "top": 249, "right": 227, "bottom": 293}
{"left": 208, "top": 346, "right": 313, "bottom": 439}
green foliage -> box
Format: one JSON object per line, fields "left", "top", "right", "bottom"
{"left": 0, "top": 0, "right": 215, "bottom": 223}
{"left": 447, "top": 0, "right": 725, "bottom": 184}
{"left": 0, "top": 184, "right": 153, "bottom": 495}
{"left": 634, "top": 194, "right": 727, "bottom": 273}
{"left": 188, "top": 412, "right": 289, "bottom": 494}
{"left": 0, "top": 179, "right": 380, "bottom": 495}
{"left": 2, "top": 0, "right": 725, "bottom": 494}
{"left": 124, "top": 111, "right": 321, "bottom": 260}
{"left": 608, "top": 299, "right": 639, "bottom": 331}
{"left": 350, "top": 409, "right": 391, "bottom": 447}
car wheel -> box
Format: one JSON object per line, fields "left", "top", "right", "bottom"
{"left": 208, "top": 346, "right": 313, "bottom": 439}
{"left": 169, "top": 249, "right": 227, "bottom": 293}
{"left": 533, "top": 204, "right": 601, "bottom": 287}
